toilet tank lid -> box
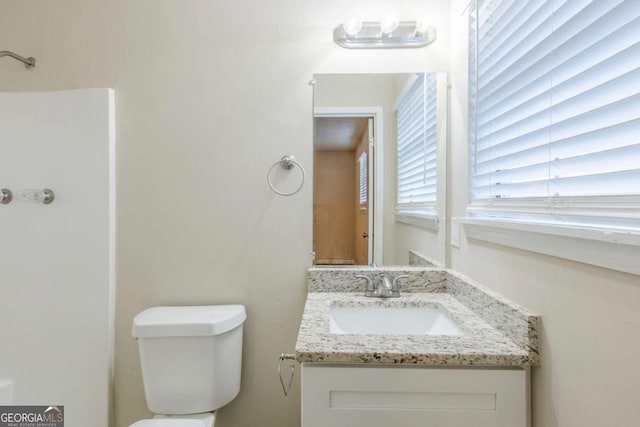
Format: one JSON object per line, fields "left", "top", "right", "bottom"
{"left": 130, "top": 420, "right": 204, "bottom": 427}
{"left": 132, "top": 305, "right": 246, "bottom": 338}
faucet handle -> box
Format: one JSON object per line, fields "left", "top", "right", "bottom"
{"left": 356, "top": 274, "right": 376, "bottom": 296}
{"left": 392, "top": 274, "right": 409, "bottom": 291}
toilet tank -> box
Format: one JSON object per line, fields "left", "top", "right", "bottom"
{"left": 132, "top": 305, "right": 246, "bottom": 415}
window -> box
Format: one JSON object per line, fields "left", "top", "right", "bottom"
{"left": 466, "top": 0, "right": 640, "bottom": 274}
{"left": 396, "top": 73, "right": 438, "bottom": 213}
{"left": 468, "top": 0, "right": 640, "bottom": 231}
{"left": 358, "top": 152, "right": 367, "bottom": 207}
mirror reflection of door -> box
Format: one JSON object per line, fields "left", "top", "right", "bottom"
{"left": 313, "top": 116, "right": 373, "bottom": 265}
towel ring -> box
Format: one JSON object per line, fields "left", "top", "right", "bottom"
{"left": 267, "top": 155, "right": 305, "bottom": 196}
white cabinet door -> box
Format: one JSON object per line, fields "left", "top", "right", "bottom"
{"left": 302, "top": 365, "right": 529, "bottom": 427}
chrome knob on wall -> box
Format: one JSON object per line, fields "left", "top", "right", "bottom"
{"left": 0, "top": 188, "right": 12, "bottom": 204}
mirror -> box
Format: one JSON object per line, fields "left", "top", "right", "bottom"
{"left": 313, "top": 73, "right": 447, "bottom": 267}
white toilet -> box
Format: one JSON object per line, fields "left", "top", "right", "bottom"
{"left": 130, "top": 305, "right": 247, "bottom": 427}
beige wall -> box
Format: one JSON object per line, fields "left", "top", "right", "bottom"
{"left": 0, "top": 1, "right": 450, "bottom": 426}
{"left": 449, "top": 1, "right": 640, "bottom": 426}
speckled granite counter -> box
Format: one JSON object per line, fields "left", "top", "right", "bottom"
{"left": 295, "top": 268, "right": 540, "bottom": 367}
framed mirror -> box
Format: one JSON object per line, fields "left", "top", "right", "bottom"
{"left": 312, "top": 73, "right": 447, "bottom": 267}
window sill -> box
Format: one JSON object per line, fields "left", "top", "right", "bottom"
{"left": 457, "top": 217, "right": 640, "bottom": 276}
{"left": 395, "top": 210, "right": 439, "bottom": 232}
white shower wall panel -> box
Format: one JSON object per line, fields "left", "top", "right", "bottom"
{"left": 0, "top": 89, "right": 115, "bottom": 426}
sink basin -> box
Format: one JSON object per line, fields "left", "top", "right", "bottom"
{"left": 329, "top": 305, "right": 465, "bottom": 336}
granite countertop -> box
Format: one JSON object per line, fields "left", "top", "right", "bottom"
{"left": 295, "top": 268, "right": 540, "bottom": 367}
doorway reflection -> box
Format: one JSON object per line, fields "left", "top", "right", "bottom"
{"left": 313, "top": 116, "right": 373, "bottom": 265}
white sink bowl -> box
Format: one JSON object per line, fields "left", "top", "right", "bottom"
{"left": 330, "top": 305, "right": 465, "bottom": 336}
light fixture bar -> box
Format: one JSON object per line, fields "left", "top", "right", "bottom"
{"left": 333, "top": 21, "right": 436, "bottom": 49}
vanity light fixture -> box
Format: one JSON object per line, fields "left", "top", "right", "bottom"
{"left": 334, "top": 19, "right": 436, "bottom": 49}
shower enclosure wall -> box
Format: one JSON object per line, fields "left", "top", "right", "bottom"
{"left": 0, "top": 89, "right": 115, "bottom": 426}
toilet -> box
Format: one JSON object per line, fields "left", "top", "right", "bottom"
{"left": 130, "top": 305, "right": 247, "bottom": 427}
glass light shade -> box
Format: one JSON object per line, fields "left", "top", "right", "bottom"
{"left": 380, "top": 16, "right": 399, "bottom": 34}
{"left": 415, "top": 20, "right": 429, "bottom": 35}
{"left": 343, "top": 18, "right": 363, "bottom": 37}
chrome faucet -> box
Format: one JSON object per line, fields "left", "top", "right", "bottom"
{"left": 356, "top": 273, "right": 409, "bottom": 298}
{"left": 356, "top": 274, "right": 375, "bottom": 296}
{"left": 379, "top": 275, "right": 395, "bottom": 298}
{"left": 392, "top": 274, "right": 409, "bottom": 295}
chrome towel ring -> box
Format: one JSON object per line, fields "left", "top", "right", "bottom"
{"left": 267, "top": 155, "right": 305, "bottom": 196}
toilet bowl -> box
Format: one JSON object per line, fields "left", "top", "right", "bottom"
{"left": 129, "top": 305, "right": 246, "bottom": 427}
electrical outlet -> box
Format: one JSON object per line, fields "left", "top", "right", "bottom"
{"left": 451, "top": 218, "right": 461, "bottom": 248}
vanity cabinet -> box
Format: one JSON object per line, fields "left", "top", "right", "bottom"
{"left": 301, "top": 364, "right": 529, "bottom": 427}
{"left": 297, "top": 273, "right": 539, "bottom": 427}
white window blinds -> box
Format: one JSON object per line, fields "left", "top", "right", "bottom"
{"left": 358, "top": 152, "right": 367, "bottom": 206}
{"left": 469, "top": 0, "right": 640, "bottom": 227}
{"left": 396, "top": 73, "right": 438, "bottom": 207}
